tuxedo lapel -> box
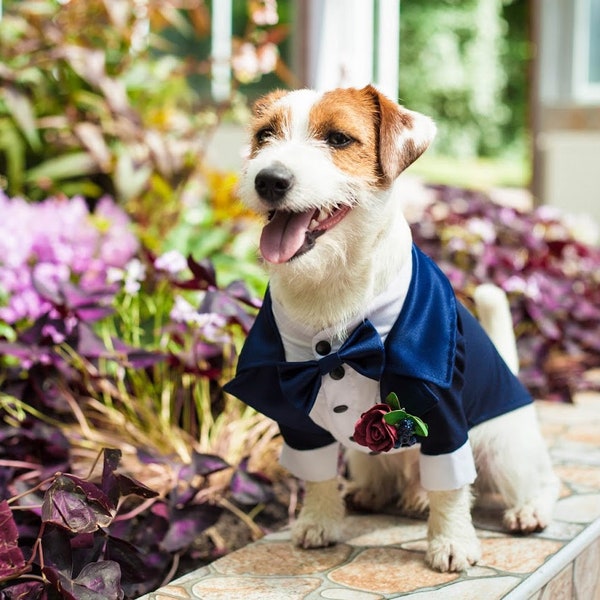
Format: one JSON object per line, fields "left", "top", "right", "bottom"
{"left": 224, "top": 245, "right": 459, "bottom": 423}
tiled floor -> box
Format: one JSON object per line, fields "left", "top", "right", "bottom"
{"left": 140, "top": 391, "right": 600, "bottom": 600}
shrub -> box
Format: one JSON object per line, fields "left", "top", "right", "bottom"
{"left": 0, "top": 193, "right": 280, "bottom": 598}
{"left": 411, "top": 184, "right": 600, "bottom": 402}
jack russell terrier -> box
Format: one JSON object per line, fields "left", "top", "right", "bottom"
{"left": 224, "top": 85, "right": 559, "bottom": 572}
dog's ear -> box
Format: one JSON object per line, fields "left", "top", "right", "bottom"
{"left": 363, "top": 85, "right": 436, "bottom": 184}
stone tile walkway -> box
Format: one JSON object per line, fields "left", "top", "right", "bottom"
{"left": 140, "top": 392, "right": 600, "bottom": 600}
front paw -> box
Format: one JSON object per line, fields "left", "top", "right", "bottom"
{"left": 291, "top": 478, "right": 345, "bottom": 549}
{"left": 291, "top": 514, "right": 342, "bottom": 548}
{"left": 425, "top": 534, "right": 481, "bottom": 572}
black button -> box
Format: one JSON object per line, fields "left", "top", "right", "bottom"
{"left": 315, "top": 340, "right": 331, "bottom": 355}
{"left": 333, "top": 405, "right": 348, "bottom": 413}
{"left": 349, "top": 436, "right": 355, "bottom": 442}
{"left": 329, "top": 366, "right": 345, "bottom": 380}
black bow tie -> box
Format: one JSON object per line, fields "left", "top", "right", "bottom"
{"left": 276, "top": 320, "right": 385, "bottom": 414}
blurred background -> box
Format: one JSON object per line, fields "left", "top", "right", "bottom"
{"left": 1, "top": 0, "right": 599, "bottom": 221}
{"left": 0, "top": 2, "right": 599, "bottom": 597}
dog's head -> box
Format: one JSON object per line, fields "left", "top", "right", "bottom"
{"left": 238, "top": 85, "right": 435, "bottom": 268}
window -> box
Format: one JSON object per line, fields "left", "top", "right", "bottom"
{"left": 574, "top": 0, "right": 600, "bottom": 101}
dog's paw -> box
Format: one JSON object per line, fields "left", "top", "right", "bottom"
{"left": 504, "top": 501, "right": 551, "bottom": 533}
{"left": 425, "top": 535, "right": 481, "bottom": 572}
{"left": 291, "top": 516, "right": 341, "bottom": 548}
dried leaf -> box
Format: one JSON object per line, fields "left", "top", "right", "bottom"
{"left": 75, "top": 123, "right": 111, "bottom": 171}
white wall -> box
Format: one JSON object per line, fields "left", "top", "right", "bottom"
{"left": 538, "top": 132, "right": 600, "bottom": 227}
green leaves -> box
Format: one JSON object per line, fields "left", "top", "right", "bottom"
{"left": 2, "top": 85, "right": 41, "bottom": 151}
{"left": 385, "top": 391, "right": 401, "bottom": 410}
{"left": 0, "top": 0, "right": 214, "bottom": 204}
{"left": 383, "top": 392, "right": 429, "bottom": 437}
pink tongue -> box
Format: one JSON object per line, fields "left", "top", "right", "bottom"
{"left": 260, "top": 209, "right": 316, "bottom": 264}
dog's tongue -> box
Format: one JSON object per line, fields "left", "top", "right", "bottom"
{"left": 260, "top": 209, "right": 315, "bottom": 264}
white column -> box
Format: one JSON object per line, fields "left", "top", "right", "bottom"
{"left": 303, "top": 0, "right": 399, "bottom": 99}
{"left": 306, "top": 0, "right": 375, "bottom": 91}
{"left": 211, "top": 0, "right": 232, "bottom": 102}
{"left": 375, "top": 0, "right": 400, "bottom": 100}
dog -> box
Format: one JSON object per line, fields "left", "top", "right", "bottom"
{"left": 224, "top": 85, "right": 559, "bottom": 572}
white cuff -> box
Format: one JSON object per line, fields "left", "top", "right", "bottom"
{"left": 280, "top": 441, "right": 340, "bottom": 481}
{"left": 419, "top": 439, "right": 477, "bottom": 491}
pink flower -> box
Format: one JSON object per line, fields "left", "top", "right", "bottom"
{"left": 232, "top": 42, "right": 278, "bottom": 83}
{"left": 353, "top": 404, "right": 399, "bottom": 453}
{"left": 256, "top": 43, "right": 278, "bottom": 74}
{"left": 0, "top": 193, "right": 138, "bottom": 323}
{"left": 155, "top": 250, "right": 187, "bottom": 275}
{"left": 250, "top": 0, "right": 278, "bottom": 25}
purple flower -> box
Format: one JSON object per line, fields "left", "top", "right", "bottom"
{"left": 0, "top": 194, "right": 138, "bottom": 323}
{"left": 154, "top": 250, "right": 187, "bottom": 275}
{"left": 95, "top": 196, "right": 139, "bottom": 268}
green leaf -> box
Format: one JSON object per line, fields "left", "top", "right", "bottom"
{"left": 0, "top": 119, "right": 25, "bottom": 194}
{"left": 2, "top": 85, "right": 42, "bottom": 151}
{"left": 410, "top": 415, "right": 429, "bottom": 437}
{"left": 0, "top": 322, "right": 17, "bottom": 342}
{"left": 114, "top": 151, "right": 152, "bottom": 201}
{"left": 383, "top": 409, "right": 409, "bottom": 425}
{"left": 59, "top": 181, "right": 104, "bottom": 199}
{"left": 383, "top": 410, "right": 429, "bottom": 438}
{"left": 26, "top": 152, "right": 98, "bottom": 182}
{"left": 385, "top": 392, "right": 401, "bottom": 410}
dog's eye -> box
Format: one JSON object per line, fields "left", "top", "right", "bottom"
{"left": 326, "top": 131, "right": 353, "bottom": 148}
{"left": 255, "top": 127, "right": 274, "bottom": 145}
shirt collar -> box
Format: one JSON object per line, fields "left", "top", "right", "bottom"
{"left": 271, "top": 255, "right": 413, "bottom": 362}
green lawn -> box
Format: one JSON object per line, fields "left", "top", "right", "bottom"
{"left": 409, "top": 153, "right": 531, "bottom": 190}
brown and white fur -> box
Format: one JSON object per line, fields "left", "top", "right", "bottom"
{"left": 238, "top": 85, "right": 558, "bottom": 572}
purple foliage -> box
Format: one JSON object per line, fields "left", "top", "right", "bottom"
{"left": 229, "top": 458, "right": 275, "bottom": 506}
{"left": 0, "top": 194, "right": 138, "bottom": 324}
{"left": 411, "top": 185, "right": 600, "bottom": 401}
{"left": 0, "top": 500, "right": 26, "bottom": 581}
{"left": 0, "top": 195, "right": 259, "bottom": 426}
{"left": 0, "top": 195, "right": 270, "bottom": 597}
{"left": 0, "top": 444, "right": 274, "bottom": 599}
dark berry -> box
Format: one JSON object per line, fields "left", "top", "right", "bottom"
{"left": 398, "top": 418, "right": 415, "bottom": 434}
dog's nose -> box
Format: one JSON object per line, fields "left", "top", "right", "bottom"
{"left": 255, "top": 163, "right": 294, "bottom": 203}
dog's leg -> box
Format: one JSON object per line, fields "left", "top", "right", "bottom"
{"left": 291, "top": 478, "right": 345, "bottom": 548}
{"left": 473, "top": 285, "right": 559, "bottom": 531}
{"left": 394, "top": 449, "right": 430, "bottom": 517}
{"left": 345, "top": 451, "right": 399, "bottom": 511}
{"left": 470, "top": 404, "right": 559, "bottom": 532}
{"left": 346, "top": 449, "right": 429, "bottom": 516}
{"left": 425, "top": 486, "right": 481, "bottom": 572}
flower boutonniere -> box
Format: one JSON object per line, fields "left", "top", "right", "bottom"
{"left": 353, "top": 393, "right": 428, "bottom": 454}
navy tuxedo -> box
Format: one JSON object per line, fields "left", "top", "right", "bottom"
{"left": 224, "top": 245, "right": 532, "bottom": 488}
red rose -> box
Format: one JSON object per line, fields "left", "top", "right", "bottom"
{"left": 353, "top": 403, "right": 399, "bottom": 453}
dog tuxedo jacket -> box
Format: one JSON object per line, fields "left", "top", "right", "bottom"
{"left": 224, "top": 245, "right": 532, "bottom": 490}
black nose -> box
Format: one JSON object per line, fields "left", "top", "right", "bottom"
{"left": 254, "top": 163, "right": 294, "bottom": 203}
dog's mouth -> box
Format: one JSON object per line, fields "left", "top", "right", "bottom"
{"left": 259, "top": 204, "right": 352, "bottom": 264}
